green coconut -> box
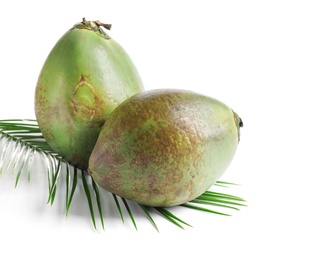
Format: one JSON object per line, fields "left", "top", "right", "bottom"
{"left": 89, "top": 89, "right": 243, "bottom": 207}
{"left": 34, "top": 18, "right": 144, "bottom": 169}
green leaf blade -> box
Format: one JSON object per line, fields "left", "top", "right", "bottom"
{"left": 91, "top": 177, "right": 105, "bottom": 230}
{"left": 47, "top": 159, "right": 61, "bottom": 205}
{"left": 181, "top": 203, "right": 231, "bottom": 216}
{"left": 154, "top": 207, "right": 192, "bottom": 229}
{"left": 112, "top": 194, "right": 124, "bottom": 223}
{"left": 81, "top": 170, "right": 97, "bottom": 230}
{"left": 122, "top": 198, "right": 137, "bottom": 230}
{"left": 139, "top": 205, "right": 159, "bottom": 232}
{"left": 66, "top": 167, "right": 78, "bottom": 216}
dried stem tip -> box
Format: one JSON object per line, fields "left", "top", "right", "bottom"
{"left": 82, "top": 17, "right": 112, "bottom": 31}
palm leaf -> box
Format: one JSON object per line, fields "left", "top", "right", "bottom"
{"left": 81, "top": 169, "right": 98, "bottom": 230}
{"left": 48, "top": 159, "right": 61, "bottom": 205}
{"left": 66, "top": 166, "right": 78, "bottom": 216}
{"left": 138, "top": 205, "right": 159, "bottom": 232}
{"left": 122, "top": 198, "right": 138, "bottom": 230}
{"left": 91, "top": 176, "right": 105, "bottom": 230}
{"left": 154, "top": 207, "right": 192, "bottom": 229}
{"left": 112, "top": 193, "right": 124, "bottom": 223}
{"left": 0, "top": 119, "right": 246, "bottom": 231}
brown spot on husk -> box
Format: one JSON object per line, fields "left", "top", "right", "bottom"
{"left": 70, "top": 75, "right": 99, "bottom": 121}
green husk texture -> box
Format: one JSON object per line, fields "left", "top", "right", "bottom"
{"left": 0, "top": 119, "right": 246, "bottom": 231}
{"left": 34, "top": 20, "right": 144, "bottom": 170}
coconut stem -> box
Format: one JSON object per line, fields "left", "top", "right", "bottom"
{"left": 95, "top": 20, "right": 112, "bottom": 30}
{"left": 82, "top": 17, "right": 112, "bottom": 31}
{"left": 74, "top": 18, "right": 112, "bottom": 39}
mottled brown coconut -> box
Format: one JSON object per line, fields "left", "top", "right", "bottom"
{"left": 89, "top": 89, "right": 242, "bottom": 207}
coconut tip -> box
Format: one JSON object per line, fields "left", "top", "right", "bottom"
{"left": 82, "top": 17, "right": 112, "bottom": 31}
{"left": 73, "top": 17, "right": 112, "bottom": 39}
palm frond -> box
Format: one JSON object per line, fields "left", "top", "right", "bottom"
{"left": 48, "top": 159, "right": 61, "bottom": 205}
{"left": 81, "top": 170, "right": 98, "bottom": 230}
{"left": 91, "top": 176, "right": 105, "bottom": 230}
{"left": 65, "top": 165, "right": 78, "bottom": 216}
{"left": 112, "top": 193, "right": 124, "bottom": 223}
{"left": 122, "top": 198, "right": 138, "bottom": 230}
{"left": 0, "top": 119, "right": 246, "bottom": 231}
{"left": 154, "top": 207, "right": 192, "bottom": 229}
{"left": 139, "top": 205, "right": 159, "bottom": 232}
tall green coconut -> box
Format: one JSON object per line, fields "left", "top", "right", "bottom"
{"left": 35, "top": 18, "right": 144, "bottom": 169}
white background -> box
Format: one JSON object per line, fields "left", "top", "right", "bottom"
{"left": 1, "top": 0, "right": 326, "bottom": 259}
